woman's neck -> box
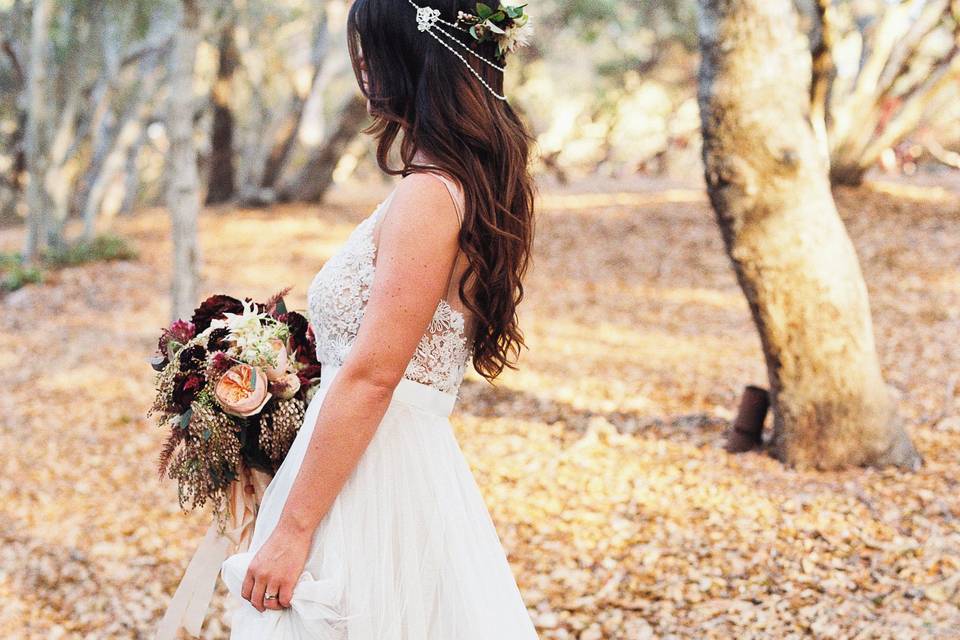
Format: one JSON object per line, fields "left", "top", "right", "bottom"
{"left": 412, "top": 150, "right": 439, "bottom": 167}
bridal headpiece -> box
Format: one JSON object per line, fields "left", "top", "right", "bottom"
{"left": 407, "top": 0, "right": 532, "bottom": 101}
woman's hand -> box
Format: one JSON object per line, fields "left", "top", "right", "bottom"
{"left": 241, "top": 523, "right": 312, "bottom": 612}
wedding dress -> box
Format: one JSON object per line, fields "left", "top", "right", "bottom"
{"left": 220, "top": 172, "right": 540, "bottom": 639}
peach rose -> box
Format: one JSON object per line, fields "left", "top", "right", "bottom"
{"left": 263, "top": 338, "right": 288, "bottom": 381}
{"left": 214, "top": 363, "right": 272, "bottom": 417}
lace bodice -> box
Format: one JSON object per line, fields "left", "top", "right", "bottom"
{"left": 306, "top": 189, "right": 472, "bottom": 396}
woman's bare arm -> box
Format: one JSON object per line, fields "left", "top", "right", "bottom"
{"left": 241, "top": 173, "right": 461, "bottom": 611}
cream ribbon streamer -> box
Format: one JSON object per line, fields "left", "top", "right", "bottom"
{"left": 154, "top": 465, "right": 272, "bottom": 640}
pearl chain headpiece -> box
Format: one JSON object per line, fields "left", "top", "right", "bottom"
{"left": 406, "top": 0, "right": 532, "bottom": 102}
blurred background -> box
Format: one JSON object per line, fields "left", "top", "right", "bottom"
{"left": 1, "top": 0, "right": 959, "bottom": 638}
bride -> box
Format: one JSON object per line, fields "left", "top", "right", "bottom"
{"left": 219, "top": 0, "right": 539, "bottom": 637}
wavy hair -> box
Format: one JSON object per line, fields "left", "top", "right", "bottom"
{"left": 347, "top": 0, "right": 536, "bottom": 381}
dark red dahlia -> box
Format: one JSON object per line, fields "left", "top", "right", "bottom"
{"left": 190, "top": 294, "right": 244, "bottom": 333}
{"left": 280, "top": 312, "right": 315, "bottom": 363}
{"left": 177, "top": 344, "right": 207, "bottom": 372}
{"left": 172, "top": 373, "right": 205, "bottom": 412}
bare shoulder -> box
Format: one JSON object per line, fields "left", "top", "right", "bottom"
{"left": 382, "top": 172, "right": 461, "bottom": 240}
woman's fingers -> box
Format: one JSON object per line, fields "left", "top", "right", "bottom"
{"left": 250, "top": 572, "right": 267, "bottom": 612}
{"left": 278, "top": 580, "right": 295, "bottom": 609}
{"left": 241, "top": 566, "right": 255, "bottom": 602}
{"left": 243, "top": 566, "right": 288, "bottom": 613}
{"left": 264, "top": 579, "right": 284, "bottom": 611}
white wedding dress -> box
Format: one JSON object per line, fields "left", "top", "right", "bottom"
{"left": 220, "top": 172, "right": 539, "bottom": 639}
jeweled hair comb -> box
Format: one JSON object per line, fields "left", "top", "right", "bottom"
{"left": 407, "top": 0, "right": 532, "bottom": 101}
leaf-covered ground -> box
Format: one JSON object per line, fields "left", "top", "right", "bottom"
{"left": 1, "top": 175, "right": 958, "bottom": 639}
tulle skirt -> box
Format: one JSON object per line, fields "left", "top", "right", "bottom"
{"left": 220, "top": 365, "right": 539, "bottom": 639}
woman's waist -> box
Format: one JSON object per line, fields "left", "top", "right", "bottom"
{"left": 314, "top": 363, "right": 457, "bottom": 418}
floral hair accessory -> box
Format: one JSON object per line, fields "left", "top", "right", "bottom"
{"left": 407, "top": 0, "right": 533, "bottom": 102}
{"left": 456, "top": 3, "right": 532, "bottom": 60}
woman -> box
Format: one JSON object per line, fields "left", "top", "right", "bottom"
{"left": 219, "top": 0, "right": 539, "bottom": 637}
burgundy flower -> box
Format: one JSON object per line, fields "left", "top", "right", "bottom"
{"left": 172, "top": 373, "right": 205, "bottom": 412}
{"left": 207, "top": 327, "right": 231, "bottom": 352}
{"left": 190, "top": 294, "right": 244, "bottom": 333}
{"left": 296, "top": 363, "right": 322, "bottom": 388}
{"left": 208, "top": 351, "right": 233, "bottom": 376}
{"left": 169, "top": 319, "right": 196, "bottom": 343}
{"left": 280, "top": 312, "right": 316, "bottom": 364}
{"left": 156, "top": 319, "right": 197, "bottom": 365}
{"left": 178, "top": 344, "right": 207, "bottom": 373}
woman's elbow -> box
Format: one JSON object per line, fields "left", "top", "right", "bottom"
{"left": 338, "top": 356, "right": 403, "bottom": 401}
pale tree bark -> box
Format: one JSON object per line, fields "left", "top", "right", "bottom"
{"left": 22, "top": 0, "right": 54, "bottom": 263}
{"left": 80, "top": 56, "right": 165, "bottom": 238}
{"left": 45, "top": 74, "right": 83, "bottom": 244}
{"left": 166, "top": 0, "right": 203, "bottom": 322}
{"left": 696, "top": 0, "right": 922, "bottom": 470}
{"left": 234, "top": 3, "right": 347, "bottom": 206}
{"left": 822, "top": 0, "right": 960, "bottom": 185}
{"left": 77, "top": 8, "right": 175, "bottom": 237}
{"left": 257, "top": 11, "right": 332, "bottom": 194}
{"left": 25, "top": 0, "right": 86, "bottom": 249}
{"left": 277, "top": 94, "right": 368, "bottom": 203}
{"left": 119, "top": 128, "right": 148, "bottom": 215}
{"left": 206, "top": 17, "right": 238, "bottom": 205}
{"left": 0, "top": 0, "right": 26, "bottom": 224}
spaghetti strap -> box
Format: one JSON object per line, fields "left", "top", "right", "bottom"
{"left": 420, "top": 169, "right": 465, "bottom": 226}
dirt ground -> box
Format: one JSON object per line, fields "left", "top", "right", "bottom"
{"left": 1, "top": 173, "right": 959, "bottom": 639}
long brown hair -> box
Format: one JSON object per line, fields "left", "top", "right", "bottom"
{"left": 347, "top": 0, "right": 536, "bottom": 381}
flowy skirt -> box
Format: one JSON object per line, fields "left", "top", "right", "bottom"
{"left": 220, "top": 365, "right": 539, "bottom": 639}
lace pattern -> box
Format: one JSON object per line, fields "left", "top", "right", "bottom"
{"left": 307, "top": 197, "right": 472, "bottom": 396}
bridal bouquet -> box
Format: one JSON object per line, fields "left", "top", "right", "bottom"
{"left": 148, "top": 287, "right": 322, "bottom": 530}
{"left": 151, "top": 288, "right": 323, "bottom": 639}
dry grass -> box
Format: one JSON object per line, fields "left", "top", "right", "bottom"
{"left": 0, "top": 175, "right": 958, "bottom": 639}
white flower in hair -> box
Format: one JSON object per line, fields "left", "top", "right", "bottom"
{"left": 501, "top": 12, "right": 533, "bottom": 53}
{"left": 406, "top": 0, "right": 532, "bottom": 101}
{"left": 455, "top": 2, "right": 532, "bottom": 59}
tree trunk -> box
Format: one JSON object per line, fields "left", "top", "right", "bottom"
{"left": 166, "top": 0, "right": 202, "bottom": 322}
{"left": 808, "top": 0, "right": 833, "bottom": 164}
{"left": 258, "top": 11, "right": 331, "bottom": 193}
{"left": 206, "top": 19, "right": 238, "bottom": 205}
{"left": 76, "top": 6, "right": 174, "bottom": 237}
{"left": 277, "top": 94, "right": 368, "bottom": 203}
{"left": 696, "top": 0, "right": 922, "bottom": 470}
{"left": 1, "top": 0, "right": 26, "bottom": 223}
{"left": 119, "top": 128, "right": 148, "bottom": 216}
{"left": 22, "top": 0, "right": 54, "bottom": 263}
{"left": 823, "top": 0, "right": 959, "bottom": 186}
{"left": 80, "top": 57, "right": 164, "bottom": 238}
